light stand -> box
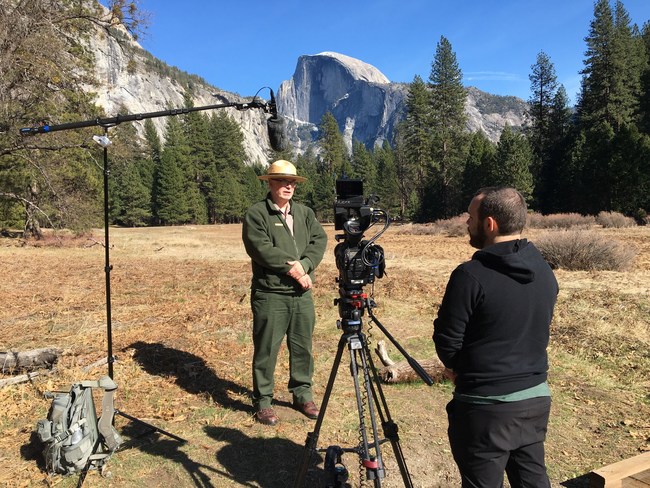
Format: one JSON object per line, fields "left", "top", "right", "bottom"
{"left": 18, "top": 91, "right": 279, "bottom": 458}
{"left": 93, "top": 128, "right": 186, "bottom": 442}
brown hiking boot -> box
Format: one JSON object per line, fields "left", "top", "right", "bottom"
{"left": 255, "top": 408, "right": 279, "bottom": 426}
{"left": 293, "top": 400, "right": 319, "bottom": 420}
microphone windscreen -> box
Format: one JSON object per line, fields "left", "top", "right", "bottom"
{"left": 267, "top": 115, "right": 288, "bottom": 152}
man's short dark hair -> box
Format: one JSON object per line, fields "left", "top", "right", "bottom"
{"left": 475, "top": 187, "right": 527, "bottom": 235}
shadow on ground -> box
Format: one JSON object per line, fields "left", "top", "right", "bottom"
{"left": 205, "top": 426, "right": 325, "bottom": 487}
{"left": 127, "top": 341, "right": 252, "bottom": 414}
{"left": 119, "top": 422, "right": 217, "bottom": 487}
{"left": 561, "top": 473, "right": 591, "bottom": 487}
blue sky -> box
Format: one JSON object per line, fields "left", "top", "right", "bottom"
{"left": 129, "top": 1, "right": 649, "bottom": 105}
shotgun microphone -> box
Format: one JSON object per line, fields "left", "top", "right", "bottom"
{"left": 267, "top": 89, "right": 288, "bottom": 152}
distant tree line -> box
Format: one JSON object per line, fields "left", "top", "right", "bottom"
{"left": 1, "top": 0, "right": 648, "bottom": 237}
{"left": 304, "top": 0, "right": 649, "bottom": 224}
{"left": 386, "top": 0, "right": 649, "bottom": 223}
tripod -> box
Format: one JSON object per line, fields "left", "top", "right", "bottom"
{"left": 293, "top": 296, "right": 433, "bottom": 488}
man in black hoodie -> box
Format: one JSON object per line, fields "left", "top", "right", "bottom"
{"left": 433, "top": 187, "right": 558, "bottom": 488}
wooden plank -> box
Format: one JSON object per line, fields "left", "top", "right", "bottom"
{"left": 624, "top": 468, "right": 650, "bottom": 487}
{"left": 622, "top": 478, "right": 649, "bottom": 488}
{"left": 591, "top": 452, "right": 650, "bottom": 488}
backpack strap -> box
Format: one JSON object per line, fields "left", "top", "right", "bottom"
{"left": 81, "top": 376, "right": 122, "bottom": 452}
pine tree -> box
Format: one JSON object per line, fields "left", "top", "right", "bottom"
{"left": 142, "top": 119, "right": 160, "bottom": 214}
{"left": 527, "top": 51, "right": 559, "bottom": 210}
{"left": 546, "top": 85, "right": 575, "bottom": 213}
{"left": 209, "top": 111, "right": 249, "bottom": 222}
{"left": 183, "top": 96, "right": 213, "bottom": 224}
{"left": 461, "top": 131, "right": 496, "bottom": 204}
{"left": 111, "top": 158, "right": 152, "bottom": 226}
{"left": 639, "top": 22, "right": 650, "bottom": 134}
{"left": 374, "top": 141, "right": 400, "bottom": 215}
{"left": 578, "top": 0, "right": 618, "bottom": 129}
{"left": 392, "top": 125, "right": 419, "bottom": 220}
{"left": 293, "top": 149, "right": 320, "bottom": 213}
{"left": 427, "top": 36, "right": 469, "bottom": 219}
{"left": 609, "top": 124, "right": 650, "bottom": 215}
{"left": 401, "top": 75, "right": 433, "bottom": 210}
{"left": 154, "top": 117, "right": 190, "bottom": 225}
{"left": 490, "top": 126, "right": 534, "bottom": 201}
{"left": 107, "top": 118, "right": 151, "bottom": 226}
{"left": 612, "top": 0, "right": 645, "bottom": 128}
{"left": 350, "top": 140, "right": 377, "bottom": 193}
{"left": 574, "top": 0, "right": 646, "bottom": 213}
{"left": 318, "top": 112, "right": 351, "bottom": 178}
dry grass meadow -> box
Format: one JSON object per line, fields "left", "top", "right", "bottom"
{"left": 0, "top": 222, "right": 648, "bottom": 487}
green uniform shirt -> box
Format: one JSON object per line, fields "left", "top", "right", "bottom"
{"left": 242, "top": 194, "right": 327, "bottom": 294}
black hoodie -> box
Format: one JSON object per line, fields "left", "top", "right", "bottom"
{"left": 433, "top": 239, "right": 559, "bottom": 396}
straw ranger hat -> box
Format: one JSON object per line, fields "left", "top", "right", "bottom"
{"left": 258, "top": 160, "right": 307, "bottom": 183}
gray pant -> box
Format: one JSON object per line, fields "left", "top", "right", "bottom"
{"left": 251, "top": 289, "right": 315, "bottom": 410}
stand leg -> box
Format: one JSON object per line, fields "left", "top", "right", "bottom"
{"left": 362, "top": 338, "right": 414, "bottom": 488}
{"left": 349, "top": 336, "right": 385, "bottom": 486}
{"left": 115, "top": 410, "right": 187, "bottom": 443}
{"left": 294, "top": 329, "right": 414, "bottom": 488}
{"left": 293, "top": 333, "right": 348, "bottom": 487}
{"left": 97, "top": 127, "right": 184, "bottom": 447}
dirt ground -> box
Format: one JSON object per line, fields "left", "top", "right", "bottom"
{"left": 0, "top": 223, "right": 648, "bottom": 487}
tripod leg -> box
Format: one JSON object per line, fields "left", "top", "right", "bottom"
{"left": 349, "top": 336, "right": 385, "bottom": 486}
{"left": 362, "top": 339, "right": 414, "bottom": 488}
{"left": 293, "top": 334, "right": 347, "bottom": 488}
{"left": 115, "top": 410, "right": 186, "bottom": 443}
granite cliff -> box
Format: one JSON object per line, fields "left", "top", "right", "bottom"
{"left": 277, "top": 52, "right": 528, "bottom": 152}
{"left": 87, "top": 27, "right": 527, "bottom": 161}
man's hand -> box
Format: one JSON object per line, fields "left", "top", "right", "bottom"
{"left": 287, "top": 260, "right": 312, "bottom": 290}
{"left": 287, "top": 260, "right": 306, "bottom": 280}
{"left": 297, "top": 274, "right": 312, "bottom": 290}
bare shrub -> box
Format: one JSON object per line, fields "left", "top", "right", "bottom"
{"left": 397, "top": 214, "right": 468, "bottom": 237}
{"left": 396, "top": 223, "right": 440, "bottom": 236}
{"left": 527, "top": 212, "right": 596, "bottom": 229}
{"left": 535, "top": 230, "right": 636, "bottom": 271}
{"left": 433, "top": 214, "right": 468, "bottom": 236}
{"left": 596, "top": 211, "right": 636, "bottom": 228}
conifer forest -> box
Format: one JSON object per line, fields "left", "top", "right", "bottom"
{"left": 1, "top": 0, "right": 649, "bottom": 237}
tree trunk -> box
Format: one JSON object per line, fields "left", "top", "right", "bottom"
{"left": 23, "top": 180, "right": 43, "bottom": 239}
{"left": 0, "top": 348, "right": 62, "bottom": 372}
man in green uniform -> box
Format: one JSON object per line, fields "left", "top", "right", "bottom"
{"left": 242, "top": 160, "right": 328, "bottom": 426}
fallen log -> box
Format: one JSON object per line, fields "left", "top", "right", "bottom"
{"left": 0, "top": 369, "right": 56, "bottom": 388}
{"left": 0, "top": 355, "right": 109, "bottom": 388}
{"left": 374, "top": 340, "right": 446, "bottom": 384}
{"left": 0, "top": 348, "right": 62, "bottom": 373}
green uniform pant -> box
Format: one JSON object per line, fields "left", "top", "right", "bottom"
{"left": 251, "top": 289, "right": 316, "bottom": 410}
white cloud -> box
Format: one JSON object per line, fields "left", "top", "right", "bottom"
{"left": 464, "top": 71, "right": 522, "bottom": 82}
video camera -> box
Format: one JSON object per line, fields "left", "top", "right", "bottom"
{"left": 333, "top": 178, "right": 389, "bottom": 329}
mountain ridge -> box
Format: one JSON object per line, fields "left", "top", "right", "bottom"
{"left": 87, "top": 26, "right": 528, "bottom": 161}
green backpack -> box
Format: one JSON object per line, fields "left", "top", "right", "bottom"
{"left": 36, "top": 376, "right": 122, "bottom": 476}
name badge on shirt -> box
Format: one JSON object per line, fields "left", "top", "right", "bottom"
{"left": 275, "top": 223, "right": 284, "bottom": 226}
